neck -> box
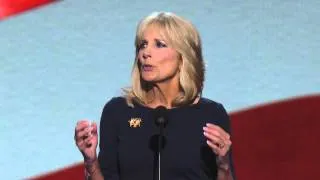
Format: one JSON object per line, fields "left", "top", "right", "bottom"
{"left": 146, "top": 76, "right": 180, "bottom": 109}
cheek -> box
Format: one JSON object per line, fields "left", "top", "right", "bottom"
{"left": 159, "top": 55, "right": 180, "bottom": 75}
{"left": 161, "top": 52, "right": 180, "bottom": 66}
{"left": 157, "top": 50, "right": 179, "bottom": 63}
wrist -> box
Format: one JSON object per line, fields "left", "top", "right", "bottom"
{"left": 84, "top": 157, "right": 97, "bottom": 165}
{"left": 84, "top": 158, "right": 99, "bottom": 175}
{"left": 84, "top": 159, "right": 103, "bottom": 180}
{"left": 216, "top": 155, "right": 229, "bottom": 171}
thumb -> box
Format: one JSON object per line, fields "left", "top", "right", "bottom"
{"left": 91, "top": 122, "right": 98, "bottom": 135}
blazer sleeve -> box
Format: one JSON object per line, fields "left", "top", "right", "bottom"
{"left": 217, "top": 103, "right": 236, "bottom": 180}
{"left": 98, "top": 98, "right": 121, "bottom": 180}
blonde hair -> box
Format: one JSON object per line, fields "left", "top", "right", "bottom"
{"left": 123, "top": 12, "right": 205, "bottom": 107}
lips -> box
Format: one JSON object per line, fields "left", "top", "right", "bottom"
{"left": 141, "top": 64, "right": 153, "bottom": 71}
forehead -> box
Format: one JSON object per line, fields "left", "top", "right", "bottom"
{"left": 139, "top": 24, "right": 168, "bottom": 41}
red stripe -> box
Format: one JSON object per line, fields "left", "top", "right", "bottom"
{"left": 0, "top": 0, "right": 57, "bottom": 20}
{"left": 28, "top": 163, "right": 85, "bottom": 180}
{"left": 231, "top": 94, "right": 320, "bottom": 179}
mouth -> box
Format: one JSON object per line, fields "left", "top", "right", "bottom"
{"left": 141, "top": 64, "right": 154, "bottom": 72}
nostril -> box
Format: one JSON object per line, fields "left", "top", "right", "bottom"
{"left": 143, "top": 52, "right": 151, "bottom": 59}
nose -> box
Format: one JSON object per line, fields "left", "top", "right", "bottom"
{"left": 142, "top": 46, "right": 151, "bottom": 59}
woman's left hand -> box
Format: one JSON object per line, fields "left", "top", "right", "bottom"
{"left": 203, "top": 123, "right": 232, "bottom": 156}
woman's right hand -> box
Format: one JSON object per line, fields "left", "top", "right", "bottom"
{"left": 75, "top": 120, "right": 98, "bottom": 163}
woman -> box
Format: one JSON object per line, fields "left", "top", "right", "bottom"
{"left": 75, "top": 12, "right": 234, "bottom": 180}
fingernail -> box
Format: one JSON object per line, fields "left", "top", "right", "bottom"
{"left": 203, "top": 132, "right": 207, "bottom": 136}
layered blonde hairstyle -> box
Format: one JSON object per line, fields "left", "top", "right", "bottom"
{"left": 124, "top": 12, "right": 205, "bottom": 107}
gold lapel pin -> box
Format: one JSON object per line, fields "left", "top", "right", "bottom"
{"left": 128, "top": 118, "right": 142, "bottom": 128}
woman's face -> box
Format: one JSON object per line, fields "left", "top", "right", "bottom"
{"left": 137, "top": 26, "right": 181, "bottom": 84}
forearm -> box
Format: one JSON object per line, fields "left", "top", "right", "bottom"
{"left": 216, "top": 155, "right": 234, "bottom": 180}
{"left": 217, "top": 167, "right": 233, "bottom": 180}
{"left": 85, "top": 159, "right": 104, "bottom": 180}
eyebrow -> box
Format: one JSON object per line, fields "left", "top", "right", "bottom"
{"left": 140, "top": 38, "right": 166, "bottom": 42}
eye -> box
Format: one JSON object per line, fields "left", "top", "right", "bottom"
{"left": 155, "top": 40, "right": 167, "bottom": 48}
{"left": 139, "top": 41, "right": 147, "bottom": 49}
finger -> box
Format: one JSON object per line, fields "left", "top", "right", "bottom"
{"left": 75, "top": 121, "right": 90, "bottom": 133}
{"left": 75, "top": 128, "right": 92, "bottom": 141}
{"left": 85, "top": 135, "right": 94, "bottom": 147}
{"left": 207, "top": 134, "right": 231, "bottom": 149}
{"left": 77, "top": 131, "right": 93, "bottom": 148}
{"left": 203, "top": 127, "right": 229, "bottom": 144}
{"left": 203, "top": 127, "right": 226, "bottom": 140}
{"left": 207, "top": 140, "right": 230, "bottom": 156}
{"left": 206, "top": 140, "right": 221, "bottom": 154}
{"left": 76, "top": 120, "right": 90, "bottom": 128}
{"left": 91, "top": 122, "right": 98, "bottom": 135}
{"left": 76, "top": 120, "right": 90, "bottom": 126}
{"left": 85, "top": 134, "right": 93, "bottom": 143}
{"left": 76, "top": 138, "right": 85, "bottom": 148}
{"left": 77, "top": 133, "right": 94, "bottom": 149}
{"left": 203, "top": 131, "right": 224, "bottom": 147}
{"left": 204, "top": 131, "right": 232, "bottom": 151}
{"left": 77, "top": 120, "right": 89, "bottom": 124}
{"left": 205, "top": 123, "right": 230, "bottom": 139}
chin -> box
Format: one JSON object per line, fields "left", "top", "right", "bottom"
{"left": 141, "top": 73, "right": 157, "bottom": 82}
{"left": 141, "top": 76, "right": 157, "bottom": 83}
